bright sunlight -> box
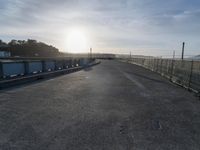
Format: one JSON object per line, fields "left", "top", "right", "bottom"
{"left": 66, "top": 28, "right": 89, "bottom": 53}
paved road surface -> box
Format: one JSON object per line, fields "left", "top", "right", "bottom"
{"left": 0, "top": 60, "right": 200, "bottom": 150}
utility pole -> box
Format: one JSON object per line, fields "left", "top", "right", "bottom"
{"left": 181, "top": 42, "right": 185, "bottom": 60}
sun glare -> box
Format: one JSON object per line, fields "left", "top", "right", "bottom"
{"left": 66, "top": 28, "right": 89, "bottom": 53}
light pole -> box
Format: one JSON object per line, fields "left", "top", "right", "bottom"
{"left": 181, "top": 42, "right": 185, "bottom": 60}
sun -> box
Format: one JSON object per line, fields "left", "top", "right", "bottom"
{"left": 66, "top": 28, "right": 89, "bottom": 53}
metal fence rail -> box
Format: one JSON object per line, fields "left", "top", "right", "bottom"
{"left": 123, "top": 58, "right": 200, "bottom": 93}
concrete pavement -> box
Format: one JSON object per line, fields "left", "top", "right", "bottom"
{"left": 0, "top": 60, "right": 200, "bottom": 150}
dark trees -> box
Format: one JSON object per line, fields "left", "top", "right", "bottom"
{"left": 0, "top": 39, "right": 59, "bottom": 57}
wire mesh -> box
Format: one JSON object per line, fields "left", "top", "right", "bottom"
{"left": 128, "top": 58, "right": 200, "bottom": 93}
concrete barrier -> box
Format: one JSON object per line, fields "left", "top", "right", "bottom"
{"left": 44, "top": 61, "right": 55, "bottom": 71}
{"left": 0, "top": 57, "right": 98, "bottom": 89}
{"left": 27, "top": 61, "right": 43, "bottom": 74}
{"left": 2, "top": 62, "right": 25, "bottom": 78}
{"left": 0, "top": 58, "right": 94, "bottom": 80}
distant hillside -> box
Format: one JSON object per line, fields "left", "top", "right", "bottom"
{"left": 0, "top": 39, "right": 59, "bottom": 57}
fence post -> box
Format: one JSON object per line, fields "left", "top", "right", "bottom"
{"left": 162, "top": 59, "right": 164, "bottom": 74}
{"left": 154, "top": 59, "right": 156, "bottom": 71}
{"left": 170, "top": 59, "right": 175, "bottom": 81}
{"left": 155, "top": 59, "right": 158, "bottom": 72}
{"left": 148, "top": 57, "right": 150, "bottom": 69}
{"left": 188, "top": 60, "right": 194, "bottom": 89}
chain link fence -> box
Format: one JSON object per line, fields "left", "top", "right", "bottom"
{"left": 125, "top": 58, "right": 200, "bottom": 93}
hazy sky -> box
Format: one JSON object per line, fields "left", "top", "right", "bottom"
{"left": 0, "top": 0, "right": 200, "bottom": 56}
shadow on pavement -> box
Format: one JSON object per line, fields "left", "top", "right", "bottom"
{"left": 84, "top": 67, "right": 93, "bottom": 72}
{"left": 129, "top": 72, "right": 169, "bottom": 84}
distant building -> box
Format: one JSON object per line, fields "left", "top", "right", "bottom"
{"left": 0, "top": 51, "right": 11, "bottom": 57}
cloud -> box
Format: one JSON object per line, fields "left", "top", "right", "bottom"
{"left": 0, "top": 0, "right": 199, "bottom": 55}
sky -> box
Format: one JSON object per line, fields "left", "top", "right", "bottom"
{"left": 0, "top": 0, "right": 200, "bottom": 56}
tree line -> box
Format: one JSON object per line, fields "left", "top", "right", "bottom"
{"left": 0, "top": 39, "right": 60, "bottom": 57}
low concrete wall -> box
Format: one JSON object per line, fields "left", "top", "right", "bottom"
{"left": 2, "top": 62, "right": 25, "bottom": 77}
{"left": 44, "top": 61, "right": 55, "bottom": 71}
{"left": 0, "top": 58, "right": 94, "bottom": 80}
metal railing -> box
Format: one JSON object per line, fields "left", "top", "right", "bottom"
{"left": 121, "top": 58, "right": 200, "bottom": 93}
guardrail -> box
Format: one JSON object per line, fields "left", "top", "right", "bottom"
{"left": 0, "top": 58, "right": 94, "bottom": 80}
{"left": 120, "top": 58, "right": 200, "bottom": 94}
